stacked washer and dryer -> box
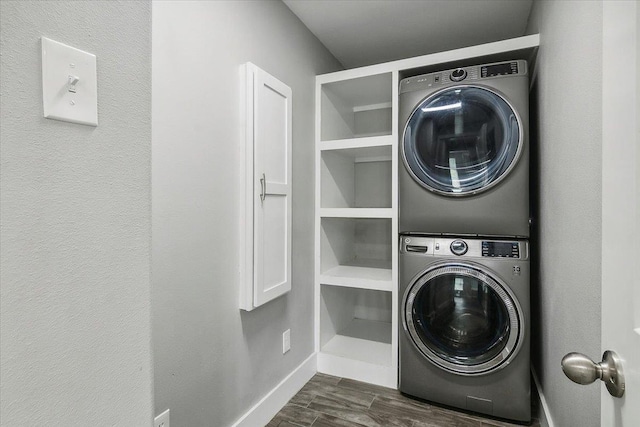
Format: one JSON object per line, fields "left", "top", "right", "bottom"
{"left": 398, "top": 60, "right": 531, "bottom": 422}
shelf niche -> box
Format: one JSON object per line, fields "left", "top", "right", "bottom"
{"left": 321, "top": 145, "right": 392, "bottom": 209}
{"left": 321, "top": 73, "right": 393, "bottom": 141}
{"left": 321, "top": 216, "right": 391, "bottom": 266}
{"left": 320, "top": 285, "right": 392, "bottom": 367}
{"left": 320, "top": 217, "right": 392, "bottom": 290}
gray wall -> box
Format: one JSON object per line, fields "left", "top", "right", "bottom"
{"left": 151, "top": 1, "right": 341, "bottom": 426}
{"left": 0, "top": 1, "right": 153, "bottom": 426}
{"left": 526, "top": 1, "right": 602, "bottom": 426}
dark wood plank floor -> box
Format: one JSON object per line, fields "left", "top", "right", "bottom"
{"left": 268, "top": 374, "right": 541, "bottom": 427}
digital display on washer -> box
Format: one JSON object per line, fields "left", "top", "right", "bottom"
{"left": 481, "top": 62, "right": 518, "bottom": 78}
{"left": 482, "top": 241, "right": 519, "bottom": 258}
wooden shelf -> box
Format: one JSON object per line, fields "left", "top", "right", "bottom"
{"left": 320, "top": 264, "right": 392, "bottom": 292}
{"left": 320, "top": 319, "right": 392, "bottom": 366}
{"left": 319, "top": 135, "right": 393, "bottom": 152}
{"left": 320, "top": 208, "right": 393, "bottom": 218}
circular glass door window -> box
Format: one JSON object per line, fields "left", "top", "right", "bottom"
{"left": 402, "top": 86, "right": 521, "bottom": 195}
{"left": 403, "top": 264, "right": 521, "bottom": 375}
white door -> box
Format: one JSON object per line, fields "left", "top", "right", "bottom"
{"left": 239, "top": 63, "right": 292, "bottom": 311}
{"left": 252, "top": 67, "right": 292, "bottom": 308}
{"left": 601, "top": 1, "right": 639, "bottom": 425}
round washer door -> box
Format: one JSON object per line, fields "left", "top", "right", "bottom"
{"left": 403, "top": 263, "right": 523, "bottom": 375}
{"left": 402, "top": 85, "right": 521, "bottom": 196}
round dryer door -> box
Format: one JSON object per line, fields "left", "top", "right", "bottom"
{"left": 402, "top": 85, "right": 521, "bottom": 195}
{"left": 403, "top": 263, "right": 523, "bottom": 375}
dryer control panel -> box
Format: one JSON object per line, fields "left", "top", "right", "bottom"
{"left": 401, "top": 235, "right": 527, "bottom": 259}
{"left": 481, "top": 61, "right": 519, "bottom": 78}
{"left": 399, "top": 59, "right": 527, "bottom": 94}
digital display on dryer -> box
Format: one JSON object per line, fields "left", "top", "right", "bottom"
{"left": 482, "top": 241, "right": 519, "bottom": 258}
{"left": 481, "top": 62, "right": 518, "bottom": 78}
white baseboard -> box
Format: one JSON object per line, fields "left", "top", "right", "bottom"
{"left": 531, "top": 367, "right": 555, "bottom": 427}
{"left": 230, "top": 353, "right": 317, "bottom": 427}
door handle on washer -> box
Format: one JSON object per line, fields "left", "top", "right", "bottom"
{"left": 406, "top": 245, "right": 428, "bottom": 253}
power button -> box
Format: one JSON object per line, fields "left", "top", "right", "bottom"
{"left": 450, "top": 68, "right": 467, "bottom": 82}
{"left": 450, "top": 240, "right": 468, "bottom": 256}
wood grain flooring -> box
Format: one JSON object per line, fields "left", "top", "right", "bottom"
{"left": 267, "top": 374, "right": 541, "bottom": 427}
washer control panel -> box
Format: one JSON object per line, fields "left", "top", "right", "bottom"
{"left": 401, "top": 235, "right": 526, "bottom": 260}
{"left": 482, "top": 241, "right": 520, "bottom": 258}
{"left": 399, "top": 59, "right": 527, "bottom": 94}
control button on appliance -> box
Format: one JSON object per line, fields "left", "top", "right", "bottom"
{"left": 450, "top": 240, "right": 468, "bottom": 256}
{"left": 450, "top": 68, "right": 467, "bottom": 82}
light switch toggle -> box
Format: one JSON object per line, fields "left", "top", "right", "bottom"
{"left": 68, "top": 75, "right": 80, "bottom": 93}
{"left": 41, "top": 37, "right": 97, "bottom": 126}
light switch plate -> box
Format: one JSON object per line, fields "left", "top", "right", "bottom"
{"left": 283, "top": 329, "right": 291, "bottom": 354}
{"left": 41, "top": 37, "right": 98, "bottom": 126}
{"left": 154, "top": 409, "right": 170, "bottom": 427}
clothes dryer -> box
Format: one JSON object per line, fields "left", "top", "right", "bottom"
{"left": 399, "top": 234, "right": 530, "bottom": 422}
{"left": 399, "top": 60, "right": 529, "bottom": 237}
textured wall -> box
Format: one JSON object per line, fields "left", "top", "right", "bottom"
{"left": 152, "top": 1, "right": 341, "bottom": 426}
{"left": 526, "top": 1, "right": 602, "bottom": 426}
{"left": 0, "top": 1, "right": 153, "bottom": 426}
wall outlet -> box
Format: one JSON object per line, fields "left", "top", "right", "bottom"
{"left": 154, "top": 408, "right": 170, "bottom": 427}
{"left": 283, "top": 329, "right": 291, "bottom": 354}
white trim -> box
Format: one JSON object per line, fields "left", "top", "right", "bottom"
{"left": 239, "top": 63, "right": 255, "bottom": 311}
{"left": 390, "top": 69, "right": 399, "bottom": 381}
{"left": 229, "top": 353, "right": 317, "bottom": 427}
{"left": 314, "top": 79, "right": 322, "bottom": 356}
{"left": 531, "top": 367, "right": 555, "bottom": 427}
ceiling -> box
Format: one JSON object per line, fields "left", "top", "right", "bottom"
{"left": 283, "top": 0, "right": 533, "bottom": 69}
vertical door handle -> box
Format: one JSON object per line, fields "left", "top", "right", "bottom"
{"left": 260, "top": 173, "right": 266, "bottom": 202}
{"left": 561, "top": 350, "right": 625, "bottom": 397}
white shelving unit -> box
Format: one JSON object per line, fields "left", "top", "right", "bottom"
{"left": 314, "top": 34, "right": 540, "bottom": 389}
{"left": 315, "top": 70, "right": 399, "bottom": 388}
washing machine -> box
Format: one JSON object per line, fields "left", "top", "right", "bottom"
{"left": 399, "top": 60, "right": 530, "bottom": 237}
{"left": 399, "top": 234, "right": 530, "bottom": 422}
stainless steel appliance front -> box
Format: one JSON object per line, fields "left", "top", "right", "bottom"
{"left": 399, "top": 60, "right": 530, "bottom": 237}
{"left": 399, "top": 235, "right": 531, "bottom": 422}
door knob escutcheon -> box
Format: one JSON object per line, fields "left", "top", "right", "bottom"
{"left": 561, "top": 350, "right": 625, "bottom": 398}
